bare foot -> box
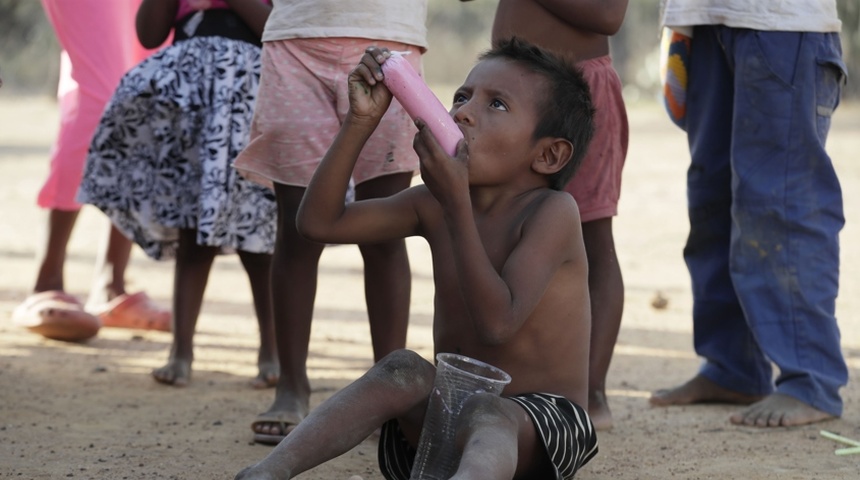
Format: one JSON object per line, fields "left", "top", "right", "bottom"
{"left": 588, "top": 390, "right": 613, "bottom": 431}
{"left": 729, "top": 393, "right": 835, "bottom": 427}
{"left": 252, "top": 409, "right": 305, "bottom": 443}
{"left": 649, "top": 374, "right": 764, "bottom": 406}
{"left": 152, "top": 358, "right": 191, "bottom": 387}
{"left": 251, "top": 361, "right": 280, "bottom": 389}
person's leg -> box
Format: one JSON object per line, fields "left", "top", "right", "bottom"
{"left": 237, "top": 249, "right": 279, "bottom": 389}
{"left": 152, "top": 228, "right": 217, "bottom": 387}
{"left": 449, "top": 395, "right": 530, "bottom": 480}
{"left": 563, "top": 56, "right": 629, "bottom": 430}
{"left": 13, "top": 208, "right": 101, "bottom": 342}
{"left": 354, "top": 173, "right": 413, "bottom": 362}
{"left": 87, "top": 224, "right": 133, "bottom": 305}
{"left": 236, "top": 350, "right": 434, "bottom": 479}
{"left": 581, "top": 217, "right": 623, "bottom": 430}
{"left": 650, "top": 26, "right": 772, "bottom": 407}
{"left": 726, "top": 30, "right": 847, "bottom": 427}
{"left": 33, "top": 209, "right": 79, "bottom": 292}
{"left": 452, "top": 393, "right": 599, "bottom": 480}
{"left": 252, "top": 183, "right": 325, "bottom": 439}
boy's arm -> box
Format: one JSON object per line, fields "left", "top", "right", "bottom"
{"left": 414, "top": 124, "right": 581, "bottom": 345}
{"left": 297, "top": 49, "right": 422, "bottom": 245}
{"left": 534, "top": 0, "right": 629, "bottom": 35}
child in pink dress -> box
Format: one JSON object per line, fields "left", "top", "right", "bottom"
{"left": 13, "top": 0, "right": 170, "bottom": 342}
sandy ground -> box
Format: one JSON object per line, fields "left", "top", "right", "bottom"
{"left": 0, "top": 95, "right": 858, "bottom": 480}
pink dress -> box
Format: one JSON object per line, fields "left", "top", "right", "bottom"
{"left": 38, "top": 0, "right": 160, "bottom": 211}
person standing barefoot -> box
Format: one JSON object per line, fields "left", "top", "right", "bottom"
{"left": 649, "top": 0, "right": 848, "bottom": 428}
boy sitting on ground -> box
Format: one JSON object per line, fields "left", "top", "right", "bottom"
{"left": 235, "top": 37, "right": 597, "bottom": 480}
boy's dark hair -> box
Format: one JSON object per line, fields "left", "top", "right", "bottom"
{"left": 480, "top": 37, "right": 595, "bottom": 191}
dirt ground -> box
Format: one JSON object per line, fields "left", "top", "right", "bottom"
{"left": 1, "top": 96, "right": 858, "bottom": 480}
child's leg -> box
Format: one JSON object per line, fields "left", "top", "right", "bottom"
{"left": 354, "top": 173, "right": 413, "bottom": 361}
{"left": 237, "top": 249, "right": 278, "bottom": 389}
{"left": 87, "top": 224, "right": 133, "bottom": 305}
{"left": 236, "top": 350, "right": 434, "bottom": 479}
{"left": 33, "top": 209, "right": 79, "bottom": 292}
{"left": 582, "top": 217, "right": 624, "bottom": 431}
{"left": 252, "top": 184, "right": 325, "bottom": 438}
{"left": 152, "top": 228, "right": 217, "bottom": 387}
{"left": 450, "top": 394, "right": 548, "bottom": 480}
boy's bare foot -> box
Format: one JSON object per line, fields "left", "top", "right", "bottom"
{"left": 649, "top": 374, "right": 763, "bottom": 406}
{"left": 152, "top": 358, "right": 191, "bottom": 387}
{"left": 588, "top": 390, "right": 613, "bottom": 431}
{"left": 251, "top": 361, "right": 280, "bottom": 389}
{"left": 729, "top": 393, "right": 835, "bottom": 427}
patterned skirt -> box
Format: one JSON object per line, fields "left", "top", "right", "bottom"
{"left": 78, "top": 35, "right": 276, "bottom": 260}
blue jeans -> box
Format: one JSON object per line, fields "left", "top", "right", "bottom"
{"left": 684, "top": 26, "right": 848, "bottom": 416}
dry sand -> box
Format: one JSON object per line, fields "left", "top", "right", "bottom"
{"left": 1, "top": 96, "right": 858, "bottom": 479}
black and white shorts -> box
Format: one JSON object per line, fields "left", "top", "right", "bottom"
{"left": 378, "top": 392, "right": 598, "bottom": 480}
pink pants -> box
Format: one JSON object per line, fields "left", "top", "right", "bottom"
{"left": 38, "top": 0, "right": 159, "bottom": 211}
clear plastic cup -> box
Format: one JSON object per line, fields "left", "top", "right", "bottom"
{"left": 409, "top": 353, "right": 512, "bottom": 480}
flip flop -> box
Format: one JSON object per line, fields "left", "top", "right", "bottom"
{"left": 92, "top": 291, "right": 171, "bottom": 332}
{"left": 12, "top": 290, "right": 101, "bottom": 342}
{"left": 251, "top": 411, "right": 303, "bottom": 445}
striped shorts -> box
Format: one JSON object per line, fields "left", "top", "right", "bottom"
{"left": 378, "top": 393, "right": 598, "bottom": 479}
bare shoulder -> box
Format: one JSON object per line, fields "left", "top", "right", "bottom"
{"left": 522, "top": 189, "right": 583, "bottom": 239}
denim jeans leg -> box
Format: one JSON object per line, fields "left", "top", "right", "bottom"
{"left": 728, "top": 30, "right": 847, "bottom": 416}
{"left": 683, "top": 26, "right": 773, "bottom": 396}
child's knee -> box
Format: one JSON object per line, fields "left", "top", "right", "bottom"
{"left": 458, "top": 394, "right": 518, "bottom": 431}
{"left": 372, "top": 349, "right": 435, "bottom": 393}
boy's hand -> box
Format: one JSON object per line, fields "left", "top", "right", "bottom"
{"left": 413, "top": 120, "right": 469, "bottom": 209}
{"left": 347, "top": 47, "right": 394, "bottom": 128}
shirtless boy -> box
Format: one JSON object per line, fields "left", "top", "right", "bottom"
{"left": 235, "top": 38, "right": 597, "bottom": 479}
{"left": 467, "top": 0, "right": 630, "bottom": 430}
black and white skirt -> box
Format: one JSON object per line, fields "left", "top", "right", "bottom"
{"left": 78, "top": 35, "right": 276, "bottom": 260}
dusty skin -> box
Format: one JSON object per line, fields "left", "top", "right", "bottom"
{"left": 1, "top": 97, "right": 859, "bottom": 479}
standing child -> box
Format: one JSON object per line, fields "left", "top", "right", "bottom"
{"left": 232, "top": 0, "right": 428, "bottom": 443}
{"left": 649, "top": 0, "right": 848, "bottom": 428}
{"left": 235, "top": 38, "right": 597, "bottom": 480}
{"left": 78, "top": 0, "right": 278, "bottom": 388}
{"left": 473, "top": 0, "right": 630, "bottom": 430}
{"left": 12, "top": 0, "right": 170, "bottom": 343}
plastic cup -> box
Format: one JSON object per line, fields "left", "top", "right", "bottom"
{"left": 409, "top": 353, "right": 512, "bottom": 480}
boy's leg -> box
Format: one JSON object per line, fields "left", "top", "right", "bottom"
{"left": 252, "top": 184, "right": 325, "bottom": 440}
{"left": 726, "top": 30, "right": 847, "bottom": 426}
{"left": 564, "top": 56, "right": 628, "bottom": 431}
{"left": 236, "top": 350, "right": 435, "bottom": 479}
{"left": 452, "top": 393, "right": 598, "bottom": 480}
{"left": 449, "top": 395, "right": 528, "bottom": 480}
{"left": 581, "top": 217, "right": 623, "bottom": 431}
{"left": 354, "top": 173, "right": 414, "bottom": 361}
{"left": 650, "top": 26, "right": 773, "bottom": 407}
{"left": 152, "top": 228, "right": 217, "bottom": 387}
{"left": 237, "top": 250, "right": 278, "bottom": 389}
